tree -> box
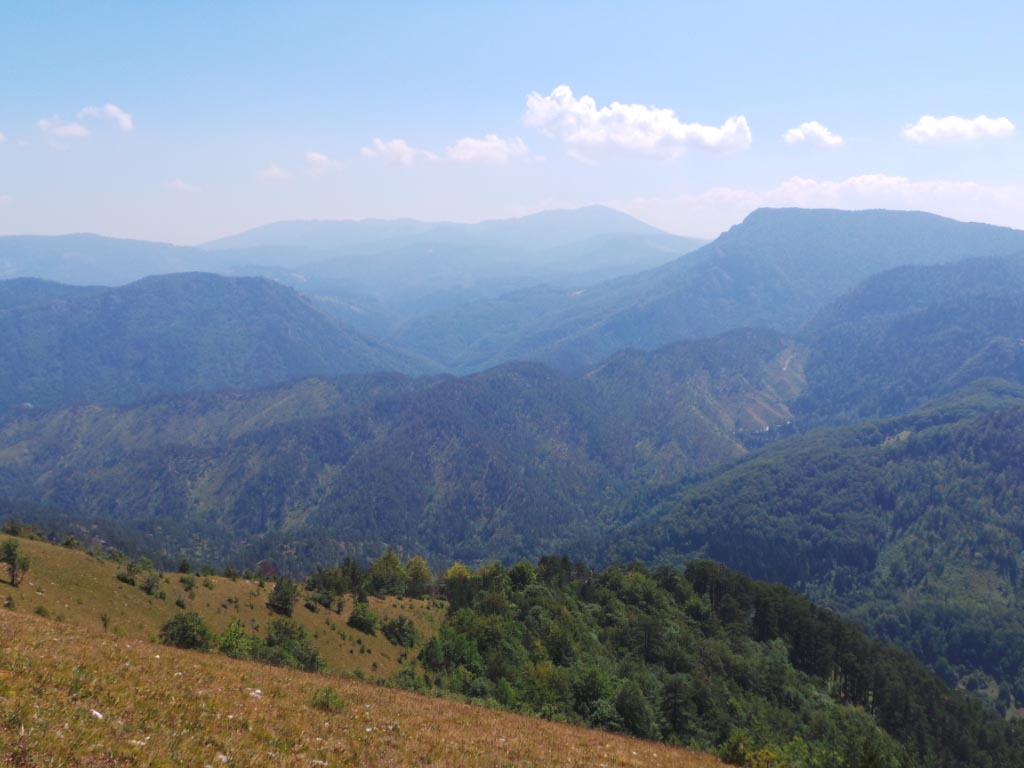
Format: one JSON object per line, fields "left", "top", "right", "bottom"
{"left": 405, "top": 556, "right": 433, "bottom": 598}
{"left": 614, "top": 679, "right": 658, "bottom": 739}
{"left": 267, "top": 577, "right": 298, "bottom": 616}
{"left": 368, "top": 548, "right": 408, "bottom": 596}
{"left": 0, "top": 538, "right": 29, "bottom": 587}
{"left": 159, "top": 611, "right": 213, "bottom": 650}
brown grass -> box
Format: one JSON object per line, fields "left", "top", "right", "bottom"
{"left": 0, "top": 539, "right": 443, "bottom": 678}
{"left": 0, "top": 610, "right": 724, "bottom": 767}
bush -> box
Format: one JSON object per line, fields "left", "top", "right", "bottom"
{"left": 140, "top": 573, "right": 164, "bottom": 598}
{"left": 218, "top": 619, "right": 253, "bottom": 659}
{"left": 311, "top": 687, "right": 346, "bottom": 712}
{"left": 381, "top": 616, "right": 417, "bottom": 647}
{"left": 159, "top": 611, "right": 213, "bottom": 651}
{"left": 252, "top": 619, "right": 322, "bottom": 672}
{"left": 347, "top": 601, "right": 379, "bottom": 635}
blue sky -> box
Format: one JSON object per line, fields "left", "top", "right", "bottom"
{"left": 1, "top": 0, "right": 1022, "bottom": 243}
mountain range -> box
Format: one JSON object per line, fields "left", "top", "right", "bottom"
{"left": 4, "top": 205, "right": 1024, "bottom": 719}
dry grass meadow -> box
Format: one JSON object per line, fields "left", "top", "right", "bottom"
{"left": 0, "top": 538, "right": 724, "bottom": 767}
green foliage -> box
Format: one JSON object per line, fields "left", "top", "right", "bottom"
{"left": 159, "top": 611, "right": 213, "bottom": 651}
{"left": 1, "top": 538, "right": 29, "bottom": 586}
{"left": 611, "top": 391, "right": 1024, "bottom": 707}
{"left": 368, "top": 548, "right": 408, "bottom": 596}
{"left": 140, "top": 573, "right": 165, "bottom": 599}
{"left": 347, "top": 601, "right": 378, "bottom": 635}
{"left": 218, "top": 619, "right": 253, "bottom": 659}
{"left": 414, "top": 557, "right": 1023, "bottom": 768}
{"left": 251, "top": 619, "right": 322, "bottom": 672}
{"left": 310, "top": 687, "right": 346, "bottom": 712}
{"left": 405, "top": 556, "right": 433, "bottom": 598}
{"left": 266, "top": 577, "right": 298, "bottom": 617}
{"left": 381, "top": 616, "right": 417, "bottom": 648}
{"left": 1, "top": 521, "right": 47, "bottom": 541}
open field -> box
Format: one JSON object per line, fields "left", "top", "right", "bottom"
{"left": 0, "top": 537, "right": 442, "bottom": 679}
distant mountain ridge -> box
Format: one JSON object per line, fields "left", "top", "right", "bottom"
{"left": 409, "top": 207, "right": 1024, "bottom": 372}
{"left": 0, "top": 272, "right": 424, "bottom": 412}
{"left": 202, "top": 205, "right": 668, "bottom": 252}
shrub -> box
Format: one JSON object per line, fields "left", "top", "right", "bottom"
{"left": 381, "top": 616, "right": 417, "bottom": 647}
{"left": 218, "top": 619, "right": 253, "bottom": 659}
{"left": 140, "top": 573, "right": 164, "bottom": 597}
{"left": 159, "top": 611, "right": 213, "bottom": 651}
{"left": 347, "top": 601, "right": 378, "bottom": 635}
{"left": 311, "top": 687, "right": 346, "bottom": 712}
{"left": 252, "top": 619, "right": 322, "bottom": 672}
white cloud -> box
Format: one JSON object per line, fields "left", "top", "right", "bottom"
{"left": 258, "top": 163, "right": 291, "bottom": 181}
{"left": 783, "top": 121, "right": 843, "bottom": 147}
{"left": 360, "top": 138, "right": 437, "bottom": 165}
{"left": 166, "top": 179, "right": 200, "bottom": 193}
{"left": 0, "top": 194, "right": 11, "bottom": 206}
{"left": 612, "top": 174, "right": 1024, "bottom": 238}
{"left": 79, "top": 103, "right": 134, "bottom": 133}
{"left": 305, "top": 151, "right": 336, "bottom": 172}
{"left": 446, "top": 134, "right": 529, "bottom": 164}
{"left": 0, "top": 132, "right": 6, "bottom": 144}
{"left": 38, "top": 117, "right": 90, "bottom": 139}
{"left": 903, "top": 114, "right": 1015, "bottom": 143}
{"left": 523, "top": 85, "right": 752, "bottom": 156}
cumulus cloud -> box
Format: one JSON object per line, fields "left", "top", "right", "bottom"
{"left": 305, "top": 151, "right": 336, "bottom": 172}
{"left": 523, "top": 85, "right": 752, "bottom": 156}
{"left": 38, "top": 117, "right": 90, "bottom": 139}
{"left": 612, "top": 174, "right": 1024, "bottom": 238}
{"left": 79, "top": 103, "right": 134, "bottom": 133}
{"left": 903, "top": 114, "right": 1015, "bottom": 142}
{"left": 166, "top": 179, "right": 200, "bottom": 193}
{"left": 783, "top": 121, "right": 843, "bottom": 147}
{"left": 360, "top": 138, "right": 438, "bottom": 165}
{"left": 258, "top": 163, "right": 291, "bottom": 181}
{"left": 446, "top": 134, "right": 529, "bottom": 164}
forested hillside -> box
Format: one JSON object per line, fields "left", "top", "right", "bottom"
{"left": 0, "top": 329, "right": 801, "bottom": 568}
{"left": 411, "top": 556, "right": 1023, "bottom": 767}
{"left": 796, "top": 257, "right": 1024, "bottom": 424}
{"left": 0, "top": 272, "right": 424, "bottom": 412}
{"left": 395, "top": 208, "right": 1024, "bottom": 372}
{"left": 608, "top": 381, "right": 1024, "bottom": 707}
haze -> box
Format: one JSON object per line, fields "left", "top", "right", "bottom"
{"left": 1, "top": 0, "right": 1022, "bottom": 244}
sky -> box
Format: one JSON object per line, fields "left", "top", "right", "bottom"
{"left": 1, "top": 0, "right": 1022, "bottom": 244}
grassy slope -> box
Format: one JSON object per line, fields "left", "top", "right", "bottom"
{"left": 0, "top": 605, "right": 722, "bottom": 768}
{"left": 0, "top": 538, "right": 442, "bottom": 680}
